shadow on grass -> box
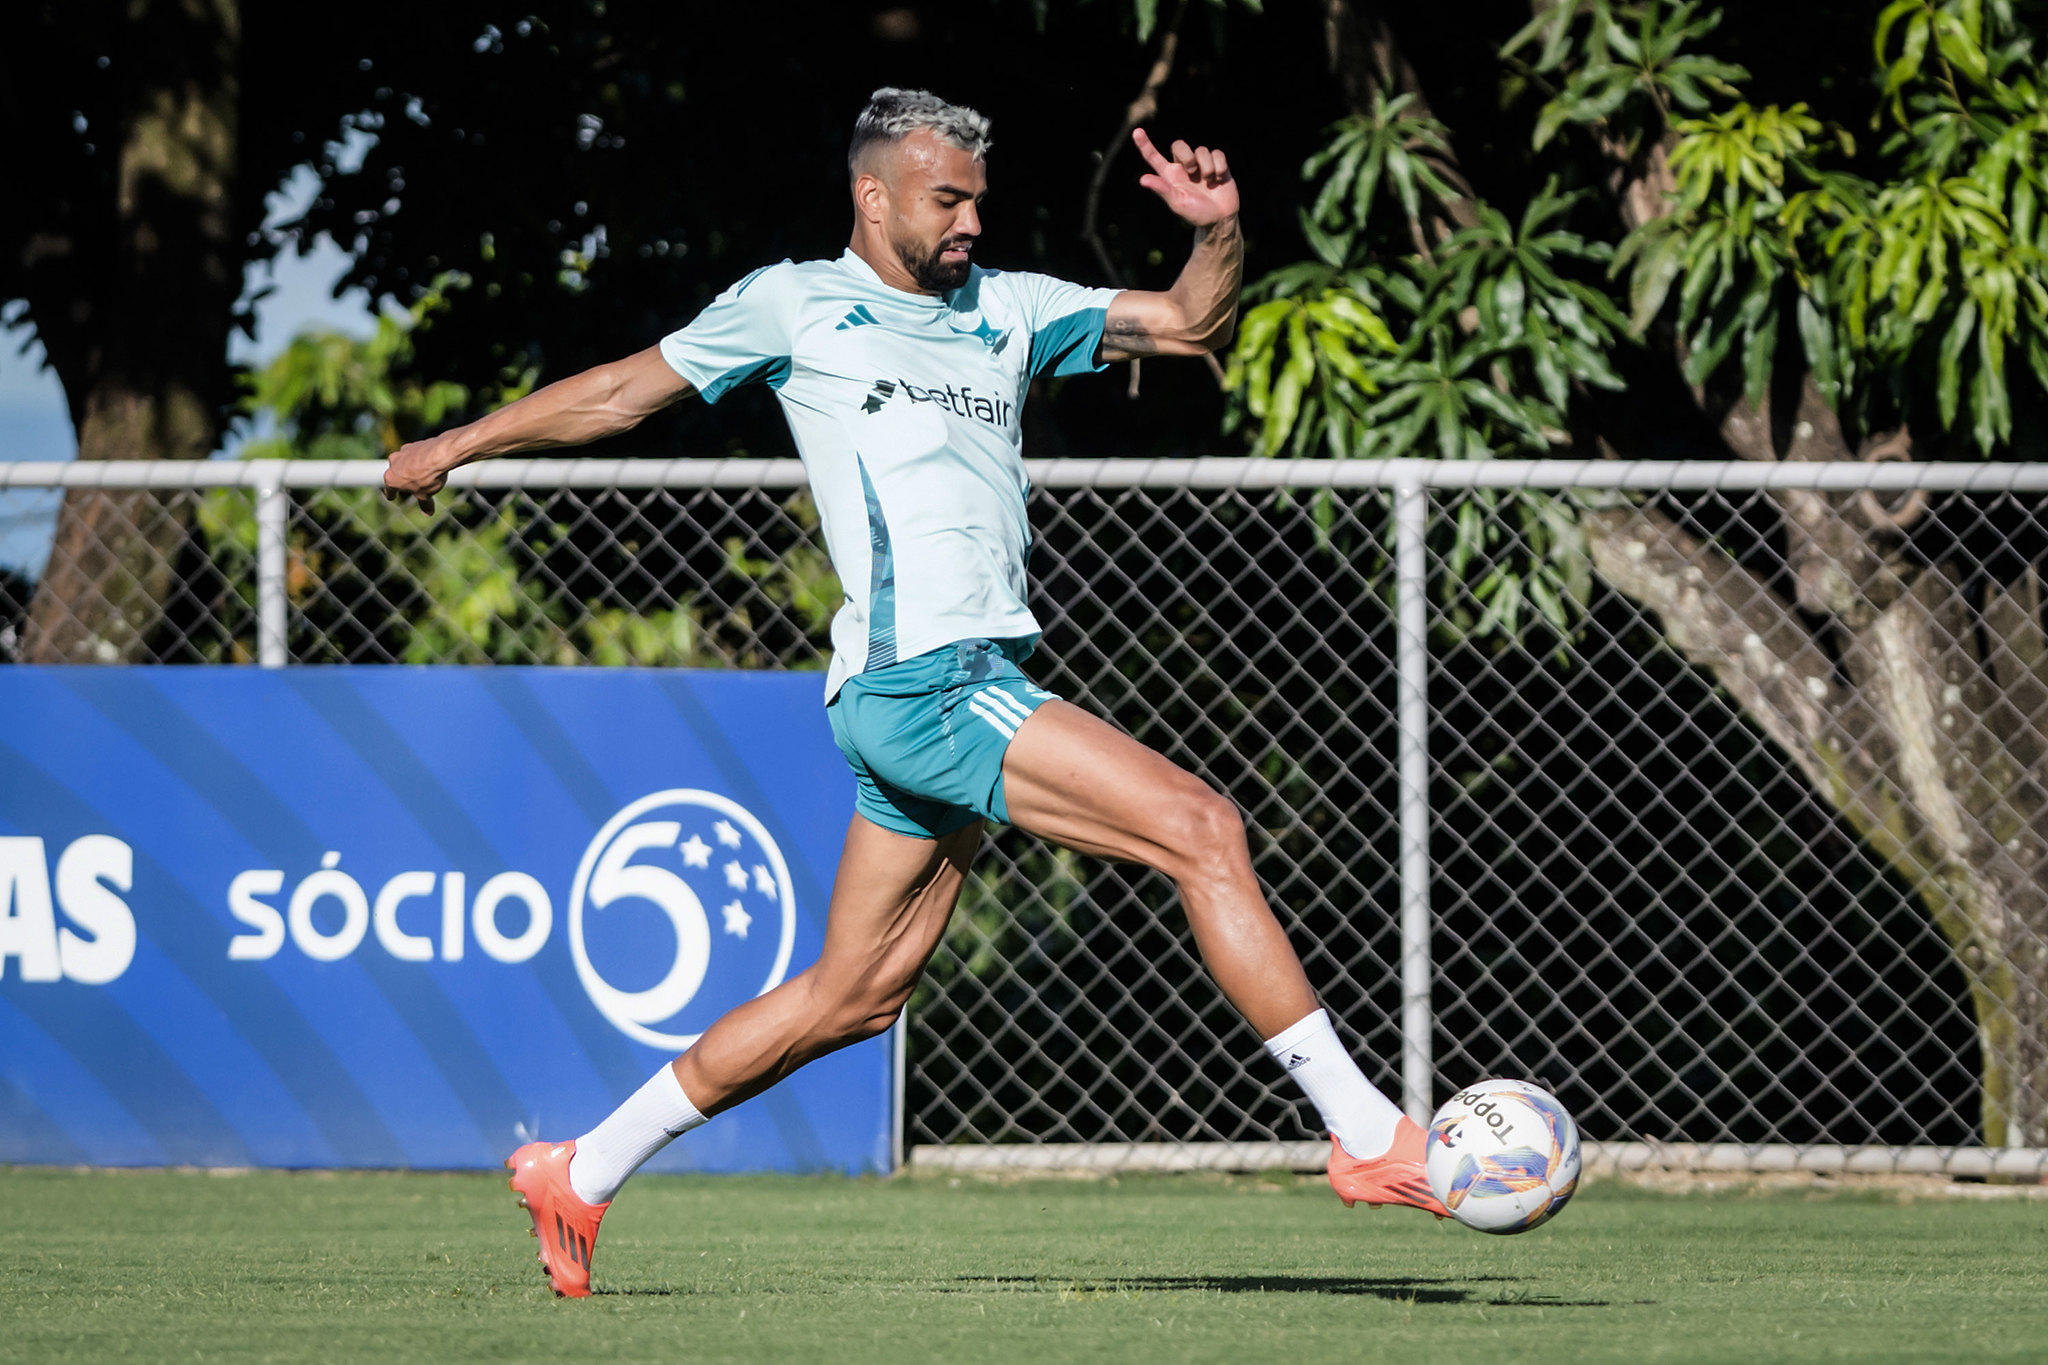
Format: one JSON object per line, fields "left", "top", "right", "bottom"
{"left": 950, "top": 1273, "right": 1613, "bottom": 1306}
{"left": 587, "top": 1276, "right": 1620, "bottom": 1307}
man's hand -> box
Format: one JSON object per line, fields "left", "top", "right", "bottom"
{"left": 383, "top": 432, "right": 464, "bottom": 515}
{"left": 1100, "top": 130, "right": 1244, "bottom": 362}
{"left": 1131, "top": 128, "right": 1238, "bottom": 229}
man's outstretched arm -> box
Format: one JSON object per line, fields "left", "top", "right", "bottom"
{"left": 383, "top": 346, "right": 694, "bottom": 512}
{"left": 1100, "top": 129, "right": 1242, "bottom": 361}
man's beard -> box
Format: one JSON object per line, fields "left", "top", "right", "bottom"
{"left": 897, "top": 235, "right": 973, "bottom": 292}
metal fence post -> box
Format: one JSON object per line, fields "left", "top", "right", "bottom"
{"left": 1393, "top": 476, "right": 1434, "bottom": 1123}
{"left": 892, "top": 1015, "right": 907, "bottom": 1173}
{"left": 254, "top": 463, "right": 288, "bottom": 669}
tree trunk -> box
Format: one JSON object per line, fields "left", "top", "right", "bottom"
{"left": 1585, "top": 488, "right": 2048, "bottom": 1146}
{"left": 17, "top": 0, "right": 240, "bottom": 663}
{"left": 1553, "top": 22, "right": 2048, "bottom": 1143}
{"left": 24, "top": 384, "right": 215, "bottom": 662}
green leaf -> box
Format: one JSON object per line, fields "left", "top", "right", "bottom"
{"left": 1742, "top": 306, "right": 1778, "bottom": 405}
{"left": 1313, "top": 327, "right": 1377, "bottom": 392}
{"left": 1312, "top": 136, "right": 1368, "bottom": 225}
{"left": 1447, "top": 500, "right": 1483, "bottom": 581}
{"left": 1495, "top": 269, "right": 1528, "bottom": 337}
{"left": 1533, "top": 99, "right": 1576, "bottom": 152}
{"left": 1297, "top": 208, "right": 1356, "bottom": 270}
{"left": 1796, "top": 291, "right": 1841, "bottom": 400}
{"left": 1530, "top": 325, "right": 1570, "bottom": 408}
{"left": 1619, "top": 225, "right": 1689, "bottom": 332}
{"left": 1873, "top": 0, "right": 1925, "bottom": 67}
{"left": 1937, "top": 295, "right": 1976, "bottom": 427}
{"left": 1886, "top": 11, "right": 1931, "bottom": 96}
{"left": 1932, "top": 11, "right": 1990, "bottom": 85}
{"left": 1527, "top": 573, "right": 1570, "bottom": 637}
{"left": 1263, "top": 366, "right": 1304, "bottom": 455}
{"left": 2026, "top": 336, "right": 2048, "bottom": 393}
{"left": 1972, "top": 340, "right": 2007, "bottom": 449}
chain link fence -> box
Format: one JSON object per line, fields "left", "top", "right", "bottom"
{"left": 6, "top": 457, "right": 2047, "bottom": 1175}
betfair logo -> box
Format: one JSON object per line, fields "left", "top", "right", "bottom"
{"left": 861, "top": 378, "right": 1014, "bottom": 428}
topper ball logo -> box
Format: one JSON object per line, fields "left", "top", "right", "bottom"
{"left": 568, "top": 789, "right": 797, "bottom": 1048}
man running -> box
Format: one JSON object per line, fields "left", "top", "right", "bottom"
{"left": 383, "top": 87, "right": 1446, "bottom": 1299}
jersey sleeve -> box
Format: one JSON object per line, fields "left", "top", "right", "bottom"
{"left": 658, "top": 262, "right": 798, "bottom": 404}
{"left": 1004, "top": 272, "right": 1122, "bottom": 380}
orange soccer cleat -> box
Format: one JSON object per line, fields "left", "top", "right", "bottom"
{"left": 506, "top": 1139, "right": 610, "bottom": 1298}
{"left": 1326, "top": 1117, "right": 1451, "bottom": 1218}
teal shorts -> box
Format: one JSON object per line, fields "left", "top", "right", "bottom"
{"left": 826, "top": 637, "right": 1059, "bottom": 840}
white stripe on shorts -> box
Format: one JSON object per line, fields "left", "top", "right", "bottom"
{"left": 967, "top": 694, "right": 1018, "bottom": 739}
{"left": 981, "top": 687, "right": 1034, "bottom": 726}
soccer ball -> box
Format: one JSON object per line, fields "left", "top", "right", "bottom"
{"left": 1424, "top": 1078, "right": 1581, "bottom": 1234}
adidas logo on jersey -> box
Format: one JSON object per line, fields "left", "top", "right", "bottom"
{"left": 861, "top": 377, "right": 1014, "bottom": 428}
{"left": 836, "top": 305, "right": 880, "bottom": 330}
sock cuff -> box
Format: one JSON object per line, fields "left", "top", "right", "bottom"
{"left": 1262, "top": 1007, "right": 1336, "bottom": 1061}
{"left": 656, "top": 1062, "right": 707, "bottom": 1135}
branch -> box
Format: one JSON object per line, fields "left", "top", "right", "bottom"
{"left": 1982, "top": 569, "right": 2048, "bottom": 779}
{"left": 1583, "top": 500, "right": 1854, "bottom": 796}
{"left": 1768, "top": 377, "right": 1920, "bottom": 619}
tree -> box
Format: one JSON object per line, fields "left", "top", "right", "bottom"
{"left": 4, "top": 0, "right": 1334, "bottom": 662}
{"left": 1237, "top": 0, "right": 2048, "bottom": 1146}
{"left": 186, "top": 284, "right": 837, "bottom": 668}
{"left": 4, "top": 0, "right": 244, "bottom": 661}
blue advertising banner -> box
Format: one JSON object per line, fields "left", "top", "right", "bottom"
{"left": 0, "top": 668, "right": 887, "bottom": 1174}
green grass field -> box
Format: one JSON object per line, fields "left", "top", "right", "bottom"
{"left": 5, "top": 1167, "right": 2043, "bottom": 1364}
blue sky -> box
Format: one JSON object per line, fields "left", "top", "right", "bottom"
{"left": 1, "top": 160, "right": 381, "bottom": 577}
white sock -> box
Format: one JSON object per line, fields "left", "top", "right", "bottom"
{"left": 1264, "top": 1008, "right": 1404, "bottom": 1160}
{"left": 567, "top": 1063, "right": 707, "bottom": 1205}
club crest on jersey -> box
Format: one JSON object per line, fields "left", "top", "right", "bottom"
{"left": 950, "top": 314, "right": 1011, "bottom": 354}
{"left": 861, "top": 377, "right": 1014, "bottom": 428}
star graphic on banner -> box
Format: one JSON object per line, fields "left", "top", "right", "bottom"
{"left": 723, "top": 861, "right": 749, "bottom": 890}
{"left": 714, "top": 820, "right": 743, "bottom": 849}
{"left": 752, "top": 864, "right": 775, "bottom": 896}
{"left": 679, "top": 834, "right": 711, "bottom": 868}
{"left": 721, "top": 900, "right": 752, "bottom": 938}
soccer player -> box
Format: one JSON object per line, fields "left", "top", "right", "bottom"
{"left": 384, "top": 87, "right": 1447, "bottom": 1298}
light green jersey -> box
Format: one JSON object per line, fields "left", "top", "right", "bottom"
{"left": 660, "top": 249, "right": 1116, "bottom": 699}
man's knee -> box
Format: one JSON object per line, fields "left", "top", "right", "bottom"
{"left": 825, "top": 1000, "right": 903, "bottom": 1045}
{"left": 812, "top": 978, "right": 910, "bottom": 1046}
{"left": 1160, "top": 783, "right": 1248, "bottom": 882}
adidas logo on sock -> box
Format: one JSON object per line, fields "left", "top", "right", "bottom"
{"left": 1285, "top": 1052, "right": 1310, "bottom": 1071}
